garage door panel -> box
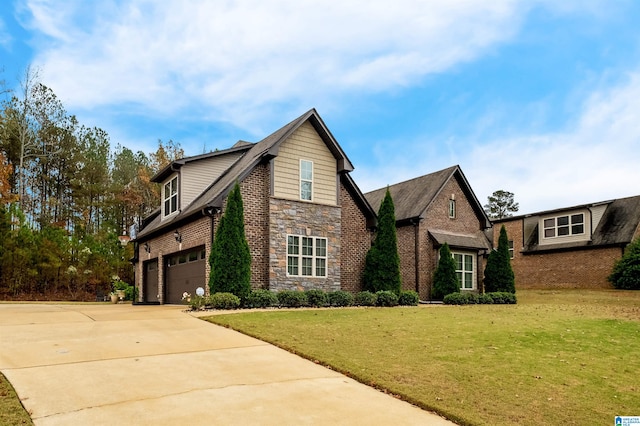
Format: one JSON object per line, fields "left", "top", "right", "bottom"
{"left": 165, "top": 247, "right": 206, "bottom": 304}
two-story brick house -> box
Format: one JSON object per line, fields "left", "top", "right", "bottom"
{"left": 133, "top": 109, "right": 376, "bottom": 304}
{"left": 492, "top": 196, "right": 640, "bottom": 289}
{"left": 365, "top": 166, "right": 492, "bottom": 300}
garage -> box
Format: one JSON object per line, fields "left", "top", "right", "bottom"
{"left": 164, "top": 246, "right": 207, "bottom": 304}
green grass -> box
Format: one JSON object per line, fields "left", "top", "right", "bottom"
{"left": 205, "top": 290, "right": 640, "bottom": 425}
{"left": 0, "top": 372, "right": 33, "bottom": 425}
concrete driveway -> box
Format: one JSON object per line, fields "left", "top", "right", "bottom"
{"left": 0, "top": 303, "right": 455, "bottom": 426}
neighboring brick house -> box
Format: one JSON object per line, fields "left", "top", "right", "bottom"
{"left": 365, "top": 166, "right": 492, "bottom": 300}
{"left": 493, "top": 196, "right": 640, "bottom": 289}
{"left": 133, "top": 109, "right": 376, "bottom": 304}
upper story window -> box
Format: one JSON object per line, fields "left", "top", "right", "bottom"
{"left": 287, "top": 235, "right": 327, "bottom": 277}
{"left": 543, "top": 213, "right": 584, "bottom": 238}
{"left": 163, "top": 176, "right": 178, "bottom": 217}
{"left": 300, "top": 160, "right": 313, "bottom": 201}
{"left": 508, "top": 240, "right": 514, "bottom": 258}
{"left": 449, "top": 199, "right": 456, "bottom": 218}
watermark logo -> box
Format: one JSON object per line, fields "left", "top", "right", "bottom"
{"left": 616, "top": 416, "right": 640, "bottom": 425}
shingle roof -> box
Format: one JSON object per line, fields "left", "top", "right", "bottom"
{"left": 429, "top": 230, "right": 491, "bottom": 250}
{"left": 364, "top": 165, "right": 490, "bottom": 228}
{"left": 521, "top": 195, "right": 640, "bottom": 252}
{"left": 137, "top": 109, "right": 367, "bottom": 240}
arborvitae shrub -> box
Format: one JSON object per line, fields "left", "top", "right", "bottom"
{"left": 608, "top": 238, "right": 640, "bottom": 290}
{"left": 328, "top": 291, "right": 354, "bottom": 307}
{"left": 398, "top": 290, "right": 419, "bottom": 306}
{"left": 355, "top": 291, "right": 377, "bottom": 306}
{"left": 484, "top": 225, "right": 516, "bottom": 293}
{"left": 244, "top": 289, "right": 278, "bottom": 308}
{"left": 432, "top": 243, "right": 460, "bottom": 300}
{"left": 305, "top": 289, "right": 329, "bottom": 307}
{"left": 375, "top": 290, "right": 399, "bottom": 307}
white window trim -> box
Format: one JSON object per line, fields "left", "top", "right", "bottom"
{"left": 300, "top": 159, "right": 313, "bottom": 202}
{"left": 542, "top": 213, "right": 585, "bottom": 239}
{"left": 508, "top": 240, "right": 514, "bottom": 259}
{"left": 287, "top": 235, "right": 327, "bottom": 277}
{"left": 449, "top": 199, "right": 456, "bottom": 219}
{"left": 451, "top": 251, "right": 475, "bottom": 290}
{"left": 163, "top": 175, "right": 179, "bottom": 219}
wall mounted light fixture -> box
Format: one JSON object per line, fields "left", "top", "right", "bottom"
{"left": 174, "top": 230, "right": 182, "bottom": 243}
{"left": 144, "top": 242, "right": 151, "bottom": 253}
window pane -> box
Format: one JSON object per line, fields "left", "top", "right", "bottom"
{"left": 544, "top": 229, "right": 555, "bottom": 238}
{"left": 572, "top": 224, "right": 584, "bottom": 234}
{"left": 456, "top": 271, "right": 462, "bottom": 284}
{"left": 302, "top": 258, "right": 312, "bottom": 276}
{"left": 557, "top": 216, "right": 569, "bottom": 226}
{"left": 301, "top": 161, "right": 313, "bottom": 180}
{"left": 454, "top": 254, "right": 462, "bottom": 270}
{"left": 302, "top": 237, "right": 313, "bottom": 256}
{"left": 171, "top": 196, "right": 177, "bottom": 212}
{"left": 464, "top": 273, "right": 473, "bottom": 289}
{"left": 287, "top": 236, "right": 299, "bottom": 254}
{"left": 164, "top": 199, "right": 170, "bottom": 216}
{"left": 171, "top": 177, "right": 177, "bottom": 193}
{"left": 571, "top": 214, "right": 583, "bottom": 224}
{"left": 188, "top": 251, "right": 198, "bottom": 262}
{"left": 316, "top": 258, "right": 326, "bottom": 276}
{"left": 464, "top": 255, "right": 472, "bottom": 270}
{"left": 544, "top": 218, "right": 555, "bottom": 228}
{"left": 316, "top": 239, "right": 326, "bottom": 257}
{"left": 301, "top": 181, "right": 312, "bottom": 200}
{"left": 164, "top": 182, "right": 170, "bottom": 199}
{"left": 288, "top": 257, "right": 298, "bottom": 275}
{"left": 558, "top": 226, "right": 570, "bottom": 236}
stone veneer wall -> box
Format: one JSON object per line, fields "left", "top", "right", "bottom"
{"left": 269, "top": 198, "right": 341, "bottom": 292}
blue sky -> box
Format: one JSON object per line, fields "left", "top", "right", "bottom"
{"left": 1, "top": 0, "right": 640, "bottom": 214}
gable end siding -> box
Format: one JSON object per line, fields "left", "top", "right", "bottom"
{"left": 273, "top": 121, "right": 338, "bottom": 205}
{"left": 181, "top": 152, "right": 244, "bottom": 208}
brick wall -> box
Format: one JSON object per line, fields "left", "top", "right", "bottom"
{"left": 340, "top": 182, "right": 372, "bottom": 293}
{"left": 135, "top": 215, "right": 212, "bottom": 303}
{"left": 396, "top": 175, "right": 488, "bottom": 299}
{"left": 495, "top": 218, "right": 621, "bottom": 289}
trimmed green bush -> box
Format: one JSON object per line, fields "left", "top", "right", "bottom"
{"left": 355, "top": 291, "right": 377, "bottom": 306}
{"left": 488, "top": 292, "right": 517, "bottom": 304}
{"left": 189, "top": 295, "right": 206, "bottom": 310}
{"left": 207, "top": 292, "right": 241, "bottom": 310}
{"left": 327, "top": 291, "right": 354, "bottom": 307}
{"left": 305, "top": 289, "right": 329, "bottom": 307}
{"left": 376, "top": 290, "right": 399, "bottom": 307}
{"left": 398, "top": 290, "right": 419, "bottom": 306}
{"left": 477, "top": 293, "right": 494, "bottom": 304}
{"left": 244, "top": 289, "right": 278, "bottom": 308}
{"left": 277, "top": 290, "right": 308, "bottom": 308}
{"left": 443, "top": 292, "right": 477, "bottom": 305}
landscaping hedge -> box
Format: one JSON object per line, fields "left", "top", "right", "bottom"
{"left": 398, "top": 290, "right": 419, "bottom": 306}
{"left": 277, "top": 290, "right": 308, "bottom": 308}
{"left": 244, "top": 289, "right": 278, "bottom": 308}
{"left": 355, "top": 291, "right": 377, "bottom": 306}
{"left": 305, "top": 289, "right": 329, "bottom": 307}
{"left": 375, "top": 290, "right": 399, "bottom": 307}
{"left": 328, "top": 290, "right": 354, "bottom": 307}
{"left": 443, "top": 291, "right": 517, "bottom": 305}
{"left": 207, "top": 292, "right": 241, "bottom": 310}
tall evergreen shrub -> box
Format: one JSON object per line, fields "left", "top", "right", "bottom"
{"left": 209, "top": 182, "right": 252, "bottom": 300}
{"left": 608, "top": 237, "right": 640, "bottom": 290}
{"left": 432, "top": 243, "right": 460, "bottom": 299}
{"left": 363, "top": 189, "right": 402, "bottom": 293}
{"left": 484, "top": 225, "right": 516, "bottom": 293}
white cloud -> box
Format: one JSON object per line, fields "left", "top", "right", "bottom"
{"left": 354, "top": 72, "right": 640, "bottom": 214}
{"left": 0, "top": 18, "right": 11, "bottom": 49}
{"left": 24, "top": 0, "right": 526, "bottom": 129}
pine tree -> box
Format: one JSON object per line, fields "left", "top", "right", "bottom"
{"left": 608, "top": 237, "right": 640, "bottom": 290}
{"left": 432, "top": 243, "right": 460, "bottom": 299}
{"left": 363, "top": 188, "right": 401, "bottom": 293}
{"left": 484, "top": 225, "right": 516, "bottom": 293}
{"left": 209, "top": 182, "right": 252, "bottom": 300}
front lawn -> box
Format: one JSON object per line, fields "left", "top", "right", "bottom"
{"left": 205, "top": 290, "right": 640, "bottom": 425}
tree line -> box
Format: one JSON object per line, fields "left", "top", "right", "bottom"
{"left": 0, "top": 66, "right": 183, "bottom": 299}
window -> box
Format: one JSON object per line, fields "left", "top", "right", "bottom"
{"left": 287, "top": 235, "right": 327, "bottom": 277}
{"left": 300, "top": 160, "right": 313, "bottom": 201}
{"left": 163, "top": 176, "right": 178, "bottom": 217}
{"left": 453, "top": 252, "right": 474, "bottom": 290}
{"left": 543, "top": 213, "right": 584, "bottom": 238}
{"left": 508, "top": 240, "right": 514, "bottom": 259}
{"left": 449, "top": 199, "right": 456, "bottom": 218}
